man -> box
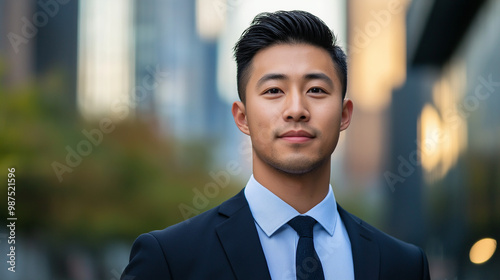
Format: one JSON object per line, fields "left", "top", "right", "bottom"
{"left": 122, "top": 10, "right": 430, "bottom": 280}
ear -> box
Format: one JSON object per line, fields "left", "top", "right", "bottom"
{"left": 340, "top": 98, "right": 353, "bottom": 131}
{"left": 232, "top": 101, "right": 250, "bottom": 135}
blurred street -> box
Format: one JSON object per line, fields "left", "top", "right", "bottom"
{"left": 1, "top": 0, "right": 499, "bottom": 279}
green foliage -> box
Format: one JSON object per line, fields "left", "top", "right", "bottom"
{"left": 0, "top": 67, "right": 238, "bottom": 245}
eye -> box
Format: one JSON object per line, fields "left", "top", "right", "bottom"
{"left": 263, "top": 88, "right": 283, "bottom": 94}
{"left": 307, "top": 87, "right": 326, "bottom": 94}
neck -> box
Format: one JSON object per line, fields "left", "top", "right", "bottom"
{"left": 253, "top": 155, "right": 331, "bottom": 214}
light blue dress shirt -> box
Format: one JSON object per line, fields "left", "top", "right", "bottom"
{"left": 244, "top": 175, "right": 354, "bottom": 280}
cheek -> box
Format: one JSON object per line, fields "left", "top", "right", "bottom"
{"left": 247, "top": 113, "right": 272, "bottom": 144}
{"left": 247, "top": 103, "right": 282, "bottom": 140}
{"left": 317, "top": 109, "right": 342, "bottom": 141}
{"left": 317, "top": 103, "right": 341, "bottom": 123}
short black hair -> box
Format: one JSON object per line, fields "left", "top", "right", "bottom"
{"left": 233, "top": 10, "right": 347, "bottom": 103}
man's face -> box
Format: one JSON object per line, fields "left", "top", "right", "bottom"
{"left": 232, "top": 43, "right": 353, "bottom": 175}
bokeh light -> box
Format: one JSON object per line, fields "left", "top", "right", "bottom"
{"left": 470, "top": 238, "right": 497, "bottom": 264}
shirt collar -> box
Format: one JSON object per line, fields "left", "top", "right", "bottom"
{"left": 244, "top": 175, "right": 338, "bottom": 237}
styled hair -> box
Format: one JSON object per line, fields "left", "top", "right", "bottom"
{"left": 233, "top": 10, "right": 347, "bottom": 103}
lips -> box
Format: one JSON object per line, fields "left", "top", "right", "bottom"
{"left": 279, "top": 130, "right": 314, "bottom": 143}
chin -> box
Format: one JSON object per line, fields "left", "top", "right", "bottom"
{"left": 271, "top": 157, "right": 326, "bottom": 175}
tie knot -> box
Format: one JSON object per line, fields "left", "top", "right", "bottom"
{"left": 288, "top": 216, "right": 317, "bottom": 238}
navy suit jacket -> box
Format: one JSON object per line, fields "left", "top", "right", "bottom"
{"left": 122, "top": 190, "right": 431, "bottom": 280}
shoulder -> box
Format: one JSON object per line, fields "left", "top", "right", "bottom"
{"left": 145, "top": 201, "right": 228, "bottom": 261}
{"left": 338, "top": 205, "right": 430, "bottom": 279}
{"left": 151, "top": 189, "right": 247, "bottom": 242}
{"left": 122, "top": 191, "right": 249, "bottom": 279}
{"left": 121, "top": 208, "right": 222, "bottom": 279}
{"left": 139, "top": 189, "right": 249, "bottom": 259}
{"left": 339, "top": 204, "right": 423, "bottom": 254}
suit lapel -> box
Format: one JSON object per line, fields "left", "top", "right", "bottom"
{"left": 216, "top": 190, "right": 272, "bottom": 280}
{"left": 338, "top": 205, "right": 380, "bottom": 280}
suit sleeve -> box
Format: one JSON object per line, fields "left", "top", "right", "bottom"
{"left": 121, "top": 233, "right": 172, "bottom": 280}
{"left": 419, "top": 247, "right": 431, "bottom": 280}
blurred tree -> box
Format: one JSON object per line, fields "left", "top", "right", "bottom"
{"left": 0, "top": 62, "right": 238, "bottom": 247}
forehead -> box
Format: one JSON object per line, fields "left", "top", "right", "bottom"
{"left": 248, "top": 43, "right": 339, "bottom": 84}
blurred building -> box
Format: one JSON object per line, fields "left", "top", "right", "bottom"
{"left": 35, "top": 0, "right": 78, "bottom": 100}
{"left": 1, "top": 0, "right": 78, "bottom": 97}
{"left": 346, "top": 0, "right": 499, "bottom": 278}
{"left": 389, "top": 0, "right": 500, "bottom": 278}
{"left": 139, "top": 0, "right": 228, "bottom": 140}
{"left": 77, "top": 0, "right": 135, "bottom": 119}
{"left": 1, "top": 0, "right": 35, "bottom": 86}
{"left": 133, "top": 0, "right": 234, "bottom": 168}
{"left": 343, "top": 0, "right": 409, "bottom": 228}
{"left": 75, "top": 0, "right": 233, "bottom": 164}
{"left": 0, "top": 0, "right": 6, "bottom": 77}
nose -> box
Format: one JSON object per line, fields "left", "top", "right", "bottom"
{"left": 282, "top": 91, "right": 310, "bottom": 122}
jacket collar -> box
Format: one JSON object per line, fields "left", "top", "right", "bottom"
{"left": 216, "top": 190, "right": 272, "bottom": 280}
{"left": 338, "top": 204, "right": 380, "bottom": 280}
{"left": 215, "top": 190, "right": 381, "bottom": 280}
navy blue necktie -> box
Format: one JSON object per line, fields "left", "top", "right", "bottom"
{"left": 288, "top": 216, "right": 325, "bottom": 280}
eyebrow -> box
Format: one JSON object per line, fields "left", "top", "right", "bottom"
{"left": 255, "top": 72, "right": 334, "bottom": 89}
{"left": 304, "top": 73, "right": 334, "bottom": 89}
{"left": 256, "top": 73, "right": 287, "bottom": 88}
